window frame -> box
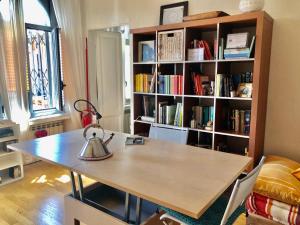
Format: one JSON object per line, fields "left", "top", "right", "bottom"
{"left": 25, "top": 22, "right": 64, "bottom": 118}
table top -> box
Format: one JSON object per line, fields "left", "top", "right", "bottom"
{"left": 9, "top": 129, "right": 252, "bottom": 219}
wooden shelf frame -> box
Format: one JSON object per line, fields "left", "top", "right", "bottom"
{"left": 131, "top": 11, "right": 273, "bottom": 167}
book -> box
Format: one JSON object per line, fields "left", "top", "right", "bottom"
{"left": 244, "top": 110, "right": 251, "bottom": 134}
{"left": 192, "top": 106, "right": 203, "bottom": 128}
{"left": 174, "top": 103, "right": 183, "bottom": 126}
{"left": 218, "top": 38, "right": 224, "bottom": 59}
{"left": 138, "top": 40, "right": 155, "bottom": 62}
{"left": 141, "top": 116, "right": 155, "bottom": 123}
{"left": 234, "top": 109, "right": 240, "bottom": 133}
{"left": 166, "top": 105, "right": 177, "bottom": 125}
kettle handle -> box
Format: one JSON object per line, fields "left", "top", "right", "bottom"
{"left": 83, "top": 123, "right": 105, "bottom": 140}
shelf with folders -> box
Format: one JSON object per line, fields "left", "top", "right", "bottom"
{"left": 131, "top": 11, "right": 273, "bottom": 167}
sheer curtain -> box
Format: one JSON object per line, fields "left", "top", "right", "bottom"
{"left": 52, "top": 0, "right": 86, "bottom": 130}
{"left": 0, "top": 0, "right": 30, "bottom": 138}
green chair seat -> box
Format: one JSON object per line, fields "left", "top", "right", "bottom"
{"left": 160, "top": 195, "right": 245, "bottom": 225}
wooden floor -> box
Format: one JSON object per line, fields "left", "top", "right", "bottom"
{"left": 0, "top": 162, "right": 246, "bottom": 225}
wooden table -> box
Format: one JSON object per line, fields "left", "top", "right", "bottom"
{"left": 8, "top": 129, "right": 251, "bottom": 224}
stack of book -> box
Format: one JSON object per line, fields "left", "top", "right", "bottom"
{"left": 158, "top": 102, "right": 183, "bottom": 126}
{"left": 191, "top": 73, "right": 212, "bottom": 96}
{"left": 190, "top": 106, "right": 214, "bottom": 130}
{"left": 223, "top": 32, "right": 256, "bottom": 59}
{"left": 135, "top": 73, "right": 156, "bottom": 93}
{"left": 226, "top": 109, "right": 251, "bottom": 135}
{"left": 215, "top": 72, "right": 253, "bottom": 98}
{"left": 158, "top": 75, "right": 183, "bottom": 95}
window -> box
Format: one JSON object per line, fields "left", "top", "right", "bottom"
{"left": 23, "top": 0, "right": 63, "bottom": 117}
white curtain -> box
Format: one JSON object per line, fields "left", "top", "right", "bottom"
{"left": 0, "top": 0, "right": 30, "bottom": 139}
{"left": 52, "top": 0, "right": 86, "bottom": 130}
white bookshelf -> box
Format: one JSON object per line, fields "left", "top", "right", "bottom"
{"left": 0, "top": 120, "right": 23, "bottom": 186}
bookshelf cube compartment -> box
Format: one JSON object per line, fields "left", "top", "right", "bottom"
{"left": 157, "top": 63, "right": 183, "bottom": 75}
{"left": 215, "top": 99, "right": 251, "bottom": 137}
{"left": 185, "top": 26, "right": 218, "bottom": 61}
{"left": 218, "top": 21, "right": 257, "bottom": 60}
{"left": 133, "top": 33, "right": 156, "bottom": 63}
{"left": 183, "top": 97, "right": 214, "bottom": 130}
{"left": 217, "top": 61, "right": 254, "bottom": 74}
{"left": 158, "top": 30, "right": 184, "bottom": 62}
{"left": 134, "top": 64, "right": 157, "bottom": 94}
{"left": 185, "top": 63, "right": 215, "bottom": 96}
{"left": 133, "top": 95, "right": 156, "bottom": 122}
{"left": 214, "top": 134, "right": 249, "bottom": 156}
{"left": 134, "top": 122, "right": 151, "bottom": 137}
{"left": 157, "top": 96, "right": 183, "bottom": 127}
{"left": 187, "top": 130, "right": 212, "bottom": 149}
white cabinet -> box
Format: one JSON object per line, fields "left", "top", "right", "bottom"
{"left": 0, "top": 120, "right": 23, "bottom": 186}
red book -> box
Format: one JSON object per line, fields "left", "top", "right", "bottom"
{"left": 174, "top": 75, "right": 178, "bottom": 95}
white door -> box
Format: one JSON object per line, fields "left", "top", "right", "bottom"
{"left": 88, "top": 31, "right": 123, "bottom": 132}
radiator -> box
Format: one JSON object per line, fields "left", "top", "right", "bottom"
{"left": 24, "top": 121, "right": 64, "bottom": 165}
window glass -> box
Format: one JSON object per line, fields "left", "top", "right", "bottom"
{"left": 23, "top": 0, "right": 50, "bottom": 26}
{"left": 27, "top": 29, "right": 54, "bottom": 111}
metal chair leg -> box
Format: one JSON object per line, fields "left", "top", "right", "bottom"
{"left": 124, "top": 193, "right": 131, "bottom": 222}
{"left": 70, "top": 171, "right": 77, "bottom": 198}
{"left": 78, "top": 174, "right": 84, "bottom": 201}
{"left": 135, "top": 197, "right": 142, "bottom": 225}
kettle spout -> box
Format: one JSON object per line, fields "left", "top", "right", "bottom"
{"left": 104, "top": 133, "right": 115, "bottom": 146}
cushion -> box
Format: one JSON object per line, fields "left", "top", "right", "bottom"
{"left": 292, "top": 168, "right": 300, "bottom": 180}
{"left": 160, "top": 195, "right": 244, "bottom": 225}
{"left": 254, "top": 155, "right": 300, "bottom": 205}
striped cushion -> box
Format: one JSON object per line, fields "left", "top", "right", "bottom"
{"left": 254, "top": 155, "right": 300, "bottom": 205}
{"left": 160, "top": 195, "right": 244, "bottom": 225}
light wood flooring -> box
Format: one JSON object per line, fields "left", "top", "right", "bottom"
{"left": 0, "top": 162, "right": 246, "bottom": 225}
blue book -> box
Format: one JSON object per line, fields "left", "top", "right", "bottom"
{"left": 139, "top": 41, "right": 155, "bottom": 62}
{"left": 159, "top": 75, "right": 164, "bottom": 94}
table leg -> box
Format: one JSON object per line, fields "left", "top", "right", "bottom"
{"left": 135, "top": 197, "right": 142, "bottom": 225}
{"left": 70, "top": 171, "right": 77, "bottom": 198}
{"left": 78, "top": 174, "right": 84, "bottom": 201}
{"left": 124, "top": 193, "right": 131, "bottom": 222}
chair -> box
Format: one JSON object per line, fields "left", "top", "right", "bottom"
{"left": 149, "top": 125, "right": 189, "bottom": 144}
{"left": 160, "top": 156, "right": 266, "bottom": 225}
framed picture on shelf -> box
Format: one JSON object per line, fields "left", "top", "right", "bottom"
{"left": 159, "top": 1, "right": 188, "bottom": 25}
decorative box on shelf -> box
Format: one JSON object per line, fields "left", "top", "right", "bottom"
{"left": 158, "top": 29, "right": 184, "bottom": 62}
{"left": 188, "top": 48, "right": 204, "bottom": 61}
{"left": 0, "top": 120, "right": 23, "bottom": 186}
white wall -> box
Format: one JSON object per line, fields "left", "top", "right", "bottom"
{"left": 81, "top": 0, "right": 300, "bottom": 161}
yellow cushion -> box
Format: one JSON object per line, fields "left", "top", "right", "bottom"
{"left": 254, "top": 155, "right": 300, "bottom": 205}
{"left": 292, "top": 168, "right": 300, "bottom": 180}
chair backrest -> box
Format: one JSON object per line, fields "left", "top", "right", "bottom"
{"left": 149, "top": 125, "right": 189, "bottom": 145}
{"left": 220, "top": 156, "right": 266, "bottom": 225}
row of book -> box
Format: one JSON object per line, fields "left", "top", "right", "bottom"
{"left": 191, "top": 73, "right": 213, "bottom": 96}
{"left": 0, "top": 165, "right": 22, "bottom": 184}
{"left": 190, "top": 106, "right": 214, "bottom": 131}
{"left": 158, "top": 102, "right": 183, "bottom": 126}
{"left": 215, "top": 72, "right": 253, "bottom": 98}
{"left": 227, "top": 109, "right": 251, "bottom": 135}
{"left": 158, "top": 75, "right": 183, "bottom": 95}
{"left": 135, "top": 73, "right": 155, "bottom": 93}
